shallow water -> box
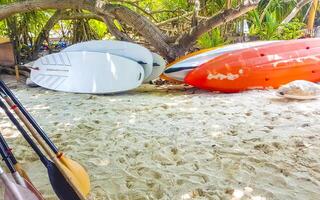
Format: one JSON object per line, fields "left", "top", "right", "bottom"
{"left": 0, "top": 77, "right": 320, "bottom": 200}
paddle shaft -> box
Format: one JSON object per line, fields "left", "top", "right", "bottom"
{"left": 0, "top": 129, "right": 33, "bottom": 183}
{"left": 0, "top": 81, "right": 90, "bottom": 199}
{"left": 0, "top": 99, "right": 48, "bottom": 164}
{"left": 0, "top": 98, "right": 82, "bottom": 200}
{"left": 0, "top": 109, "right": 44, "bottom": 199}
{"left": 1, "top": 96, "right": 86, "bottom": 200}
{"left": 0, "top": 133, "right": 27, "bottom": 187}
{"left": 0, "top": 80, "right": 58, "bottom": 153}
{"left": 0, "top": 134, "right": 18, "bottom": 165}
{"left": 0, "top": 139, "right": 16, "bottom": 173}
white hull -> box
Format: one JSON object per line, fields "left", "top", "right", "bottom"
{"left": 62, "top": 40, "right": 153, "bottom": 80}
{"left": 143, "top": 53, "right": 166, "bottom": 83}
{"left": 31, "top": 52, "right": 144, "bottom": 94}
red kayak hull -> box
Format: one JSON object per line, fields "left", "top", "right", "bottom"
{"left": 184, "top": 38, "right": 320, "bottom": 93}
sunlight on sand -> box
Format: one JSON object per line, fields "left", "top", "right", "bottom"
{"left": 0, "top": 76, "right": 319, "bottom": 200}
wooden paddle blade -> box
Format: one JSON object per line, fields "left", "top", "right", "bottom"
{"left": 59, "top": 155, "right": 90, "bottom": 196}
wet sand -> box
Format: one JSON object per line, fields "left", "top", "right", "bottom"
{"left": 0, "top": 75, "right": 319, "bottom": 200}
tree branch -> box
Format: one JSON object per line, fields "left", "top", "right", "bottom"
{"left": 32, "top": 10, "right": 106, "bottom": 59}
{"left": 176, "top": 0, "right": 260, "bottom": 52}
{"left": 63, "top": 12, "right": 103, "bottom": 21}
{"left": 191, "top": 0, "right": 201, "bottom": 27}
{"left": 281, "top": 0, "right": 312, "bottom": 24}
{"left": 156, "top": 11, "right": 194, "bottom": 26}
{"left": 0, "top": 0, "right": 95, "bottom": 20}
{"left": 62, "top": 12, "right": 133, "bottom": 41}
{"left": 102, "top": 4, "right": 173, "bottom": 58}
{"left": 32, "top": 10, "right": 65, "bottom": 59}
{"left": 110, "top": 0, "right": 159, "bottom": 22}
{"left": 101, "top": 16, "right": 133, "bottom": 41}
{"left": 0, "top": 0, "right": 173, "bottom": 58}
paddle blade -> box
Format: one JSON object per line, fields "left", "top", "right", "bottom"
{"left": 46, "top": 160, "right": 81, "bottom": 200}
{"left": 59, "top": 155, "right": 90, "bottom": 196}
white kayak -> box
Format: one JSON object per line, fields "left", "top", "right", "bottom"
{"left": 30, "top": 51, "right": 144, "bottom": 94}
{"left": 164, "top": 41, "right": 279, "bottom": 82}
{"left": 62, "top": 40, "right": 153, "bottom": 81}
{"left": 143, "top": 53, "right": 167, "bottom": 83}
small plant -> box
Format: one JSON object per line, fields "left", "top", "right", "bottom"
{"left": 276, "top": 19, "right": 305, "bottom": 40}
{"left": 197, "top": 28, "right": 227, "bottom": 49}
{"left": 249, "top": 10, "right": 305, "bottom": 40}
{"left": 249, "top": 11, "right": 279, "bottom": 40}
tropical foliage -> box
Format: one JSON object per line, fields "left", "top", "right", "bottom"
{"left": 0, "top": 0, "right": 316, "bottom": 61}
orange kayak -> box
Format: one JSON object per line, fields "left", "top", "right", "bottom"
{"left": 185, "top": 38, "right": 320, "bottom": 93}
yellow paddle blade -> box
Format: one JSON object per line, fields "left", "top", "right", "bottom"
{"left": 59, "top": 155, "right": 90, "bottom": 196}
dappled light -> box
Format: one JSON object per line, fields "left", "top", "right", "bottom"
{"left": 0, "top": 119, "right": 20, "bottom": 139}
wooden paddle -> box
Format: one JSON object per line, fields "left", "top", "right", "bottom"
{"left": 0, "top": 98, "right": 85, "bottom": 200}
{"left": 0, "top": 80, "right": 90, "bottom": 198}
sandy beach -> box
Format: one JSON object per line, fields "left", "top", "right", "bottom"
{"left": 0, "top": 75, "right": 319, "bottom": 200}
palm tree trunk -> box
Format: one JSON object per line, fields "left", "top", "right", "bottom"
{"left": 282, "top": 0, "right": 312, "bottom": 24}
{"left": 227, "top": 0, "right": 232, "bottom": 9}
{"left": 307, "top": 0, "right": 318, "bottom": 33}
